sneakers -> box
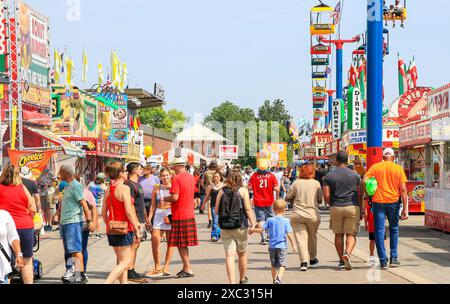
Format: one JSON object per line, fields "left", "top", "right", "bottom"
{"left": 380, "top": 262, "right": 389, "bottom": 270}
{"left": 94, "top": 234, "right": 102, "bottom": 240}
{"left": 342, "top": 253, "right": 352, "bottom": 270}
{"left": 207, "top": 220, "right": 212, "bottom": 229}
{"left": 65, "top": 272, "right": 88, "bottom": 284}
{"left": 369, "top": 256, "right": 377, "bottom": 265}
{"left": 390, "top": 257, "right": 401, "bottom": 268}
{"left": 128, "top": 269, "right": 147, "bottom": 282}
{"left": 211, "top": 237, "right": 219, "bottom": 243}
{"left": 338, "top": 261, "right": 346, "bottom": 270}
{"left": 309, "top": 259, "right": 319, "bottom": 269}
{"left": 239, "top": 277, "right": 249, "bottom": 285}
{"left": 300, "top": 263, "right": 308, "bottom": 272}
{"left": 61, "top": 268, "right": 74, "bottom": 283}
{"left": 260, "top": 239, "right": 269, "bottom": 245}
{"left": 44, "top": 225, "right": 52, "bottom": 232}
{"left": 274, "top": 277, "right": 282, "bottom": 284}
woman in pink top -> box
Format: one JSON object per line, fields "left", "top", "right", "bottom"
{"left": 102, "top": 162, "right": 141, "bottom": 284}
{"left": 0, "top": 164, "right": 35, "bottom": 284}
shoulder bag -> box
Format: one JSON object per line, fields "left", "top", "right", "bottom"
{"left": 108, "top": 187, "right": 129, "bottom": 236}
{"left": 0, "top": 243, "right": 16, "bottom": 275}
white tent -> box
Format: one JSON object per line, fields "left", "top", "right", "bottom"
{"left": 162, "top": 147, "right": 214, "bottom": 167}
{"left": 176, "top": 124, "right": 231, "bottom": 143}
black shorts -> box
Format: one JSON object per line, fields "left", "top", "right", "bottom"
{"left": 107, "top": 232, "right": 134, "bottom": 247}
{"left": 369, "top": 232, "right": 387, "bottom": 241}
{"left": 194, "top": 192, "right": 201, "bottom": 199}
{"left": 17, "top": 229, "right": 35, "bottom": 258}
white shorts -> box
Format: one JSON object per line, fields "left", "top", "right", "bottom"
{"left": 153, "top": 208, "right": 172, "bottom": 231}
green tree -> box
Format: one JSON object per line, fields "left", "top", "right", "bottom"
{"left": 204, "top": 101, "right": 257, "bottom": 167}
{"left": 258, "top": 99, "right": 293, "bottom": 165}
{"left": 139, "top": 107, "right": 187, "bottom": 133}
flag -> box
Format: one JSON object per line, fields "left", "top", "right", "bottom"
{"left": 134, "top": 116, "right": 139, "bottom": 132}
{"left": 111, "top": 50, "right": 118, "bottom": 88}
{"left": 81, "top": 48, "right": 88, "bottom": 82}
{"left": 54, "top": 49, "right": 61, "bottom": 83}
{"left": 409, "top": 56, "right": 418, "bottom": 88}
{"left": 120, "top": 62, "right": 128, "bottom": 93}
{"left": 398, "top": 53, "right": 409, "bottom": 95}
{"left": 349, "top": 61, "right": 357, "bottom": 87}
{"left": 357, "top": 56, "right": 366, "bottom": 102}
{"left": 65, "top": 56, "right": 74, "bottom": 87}
{"left": 98, "top": 63, "right": 104, "bottom": 86}
{"left": 330, "top": 1, "right": 341, "bottom": 25}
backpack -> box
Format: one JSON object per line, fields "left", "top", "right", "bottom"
{"left": 218, "top": 187, "right": 244, "bottom": 230}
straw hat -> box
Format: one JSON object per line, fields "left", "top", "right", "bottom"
{"left": 171, "top": 157, "right": 187, "bottom": 166}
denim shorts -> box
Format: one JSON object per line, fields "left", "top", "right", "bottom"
{"left": 17, "top": 228, "right": 35, "bottom": 258}
{"left": 255, "top": 206, "right": 274, "bottom": 223}
{"left": 269, "top": 248, "right": 288, "bottom": 269}
{"left": 107, "top": 232, "right": 134, "bottom": 247}
{"left": 60, "top": 222, "right": 83, "bottom": 254}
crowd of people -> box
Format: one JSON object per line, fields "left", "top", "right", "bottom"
{"left": 0, "top": 147, "right": 409, "bottom": 284}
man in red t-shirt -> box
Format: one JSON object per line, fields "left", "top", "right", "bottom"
{"left": 248, "top": 169, "right": 280, "bottom": 244}
{"left": 162, "top": 157, "right": 198, "bottom": 279}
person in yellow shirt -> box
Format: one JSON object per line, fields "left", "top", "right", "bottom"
{"left": 364, "top": 148, "right": 408, "bottom": 270}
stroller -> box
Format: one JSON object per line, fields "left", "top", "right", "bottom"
{"left": 10, "top": 217, "right": 44, "bottom": 282}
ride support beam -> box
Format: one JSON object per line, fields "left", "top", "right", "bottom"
{"left": 320, "top": 36, "right": 360, "bottom": 100}
{"left": 367, "top": 0, "right": 384, "bottom": 169}
{"left": 326, "top": 89, "right": 335, "bottom": 128}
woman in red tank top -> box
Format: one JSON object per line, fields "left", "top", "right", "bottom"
{"left": 102, "top": 162, "right": 141, "bottom": 284}
{"left": 0, "top": 164, "right": 36, "bottom": 284}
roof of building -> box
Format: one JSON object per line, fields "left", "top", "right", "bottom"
{"left": 176, "top": 124, "right": 231, "bottom": 143}
{"left": 140, "top": 125, "right": 175, "bottom": 141}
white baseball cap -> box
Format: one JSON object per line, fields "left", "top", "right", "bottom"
{"left": 383, "top": 148, "right": 395, "bottom": 157}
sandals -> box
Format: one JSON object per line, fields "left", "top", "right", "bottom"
{"left": 175, "top": 270, "right": 195, "bottom": 278}
{"left": 146, "top": 269, "right": 163, "bottom": 277}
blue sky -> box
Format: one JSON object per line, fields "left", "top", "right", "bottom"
{"left": 27, "top": 0, "right": 450, "bottom": 123}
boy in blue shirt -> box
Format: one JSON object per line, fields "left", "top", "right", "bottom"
{"left": 250, "top": 199, "right": 296, "bottom": 284}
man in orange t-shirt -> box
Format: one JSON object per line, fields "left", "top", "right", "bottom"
{"left": 364, "top": 148, "right": 408, "bottom": 270}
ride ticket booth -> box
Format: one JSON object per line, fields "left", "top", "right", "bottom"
{"left": 399, "top": 119, "right": 431, "bottom": 213}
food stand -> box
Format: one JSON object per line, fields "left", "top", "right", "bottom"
{"left": 424, "top": 84, "right": 450, "bottom": 232}
{"left": 399, "top": 119, "right": 431, "bottom": 213}
{"left": 340, "top": 126, "right": 400, "bottom": 164}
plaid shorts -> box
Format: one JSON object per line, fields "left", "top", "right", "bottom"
{"left": 168, "top": 218, "right": 199, "bottom": 248}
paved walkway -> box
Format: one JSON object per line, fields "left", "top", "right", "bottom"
{"left": 34, "top": 210, "right": 449, "bottom": 284}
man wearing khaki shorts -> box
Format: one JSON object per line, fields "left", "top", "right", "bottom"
{"left": 323, "top": 151, "right": 363, "bottom": 271}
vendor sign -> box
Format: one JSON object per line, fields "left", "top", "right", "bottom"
{"left": 397, "top": 87, "right": 431, "bottom": 125}
{"left": 431, "top": 117, "right": 450, "bottom": 141}
{"left": 109, "top": 94, "right": 129, "bottom": 143}
{"left": 400, "top": 120, "right": 431, "bottom": 148}
{"left": 8, "top": 149, "right": 53, "bottom": 178}
{"left": 429, "top": 83, "right": 450, "bottom": 120}
{"left": 332, "top": 99, "right": 344, "bottom": 139}
{"left": 347, "top": 87, "right": 363, "bottom": 130}
{"left": 383, "top": 127, "right": 399, "bottom": 142}
{"left": 18, "top": 1, "right": 50, "bottom": 89}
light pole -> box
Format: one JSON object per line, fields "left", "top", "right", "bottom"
{"left": 366, "top": 0, "right": 384, "bottom": 169}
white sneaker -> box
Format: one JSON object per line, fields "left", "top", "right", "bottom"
{"left": 61, "top": 268, "right": 75, "bottom": 283}
{"left": 369, "top": 256, "right": 377, "bottom": 265}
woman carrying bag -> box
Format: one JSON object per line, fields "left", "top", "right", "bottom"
{"left": 0, "top": 210, "right": 24, "bottom": 284}
{"left": 215, "top": 171, "right": 257, "bottom": 284}
{"left": 102, "top": 162, "right": 142, "bottom": 284}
